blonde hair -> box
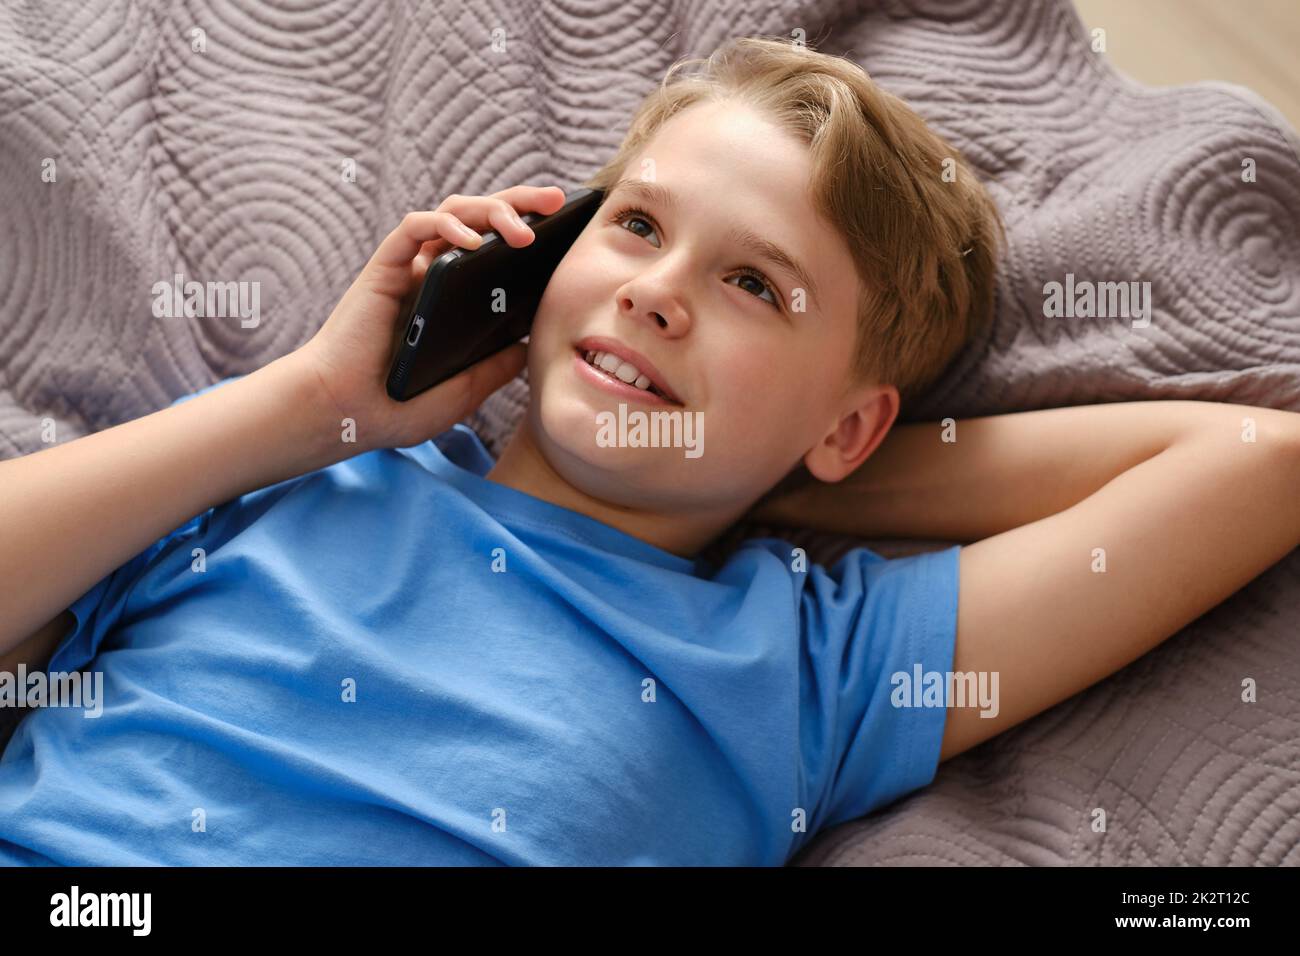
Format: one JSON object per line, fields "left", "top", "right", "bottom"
{"left": 581, "top": 35, "right": 1006, "bottom": 409}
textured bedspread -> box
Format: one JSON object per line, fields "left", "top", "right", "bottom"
{"left": 1, "top": 0, "right": 1297, "bottom": 865}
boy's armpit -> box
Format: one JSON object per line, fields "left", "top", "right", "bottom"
{"left": 0, "top": 609, "right": 74, "bottom": 677}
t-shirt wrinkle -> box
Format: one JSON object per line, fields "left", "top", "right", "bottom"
{"left": 0, "top": 376, "right": 960, "bottom": 866}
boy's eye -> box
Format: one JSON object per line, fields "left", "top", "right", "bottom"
{"left": 608, "top": 205, "right": 783, "bottom": 311}
{"left": 612, "top": 208, "right": 659, "bottom": 244}
{"left": 728, "top": 269, "right": 779, "bottom": 308}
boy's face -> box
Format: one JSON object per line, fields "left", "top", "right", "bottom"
{"left": 523, "top": 98, "right": 895, "bottom": 519}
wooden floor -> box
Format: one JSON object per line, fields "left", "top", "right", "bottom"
{"left": 1073, "top": 0, "right": 1300, "bottom": 132}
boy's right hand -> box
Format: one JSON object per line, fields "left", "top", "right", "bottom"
{"left": 289, "top": 185, "right": 567, "bottom": 452}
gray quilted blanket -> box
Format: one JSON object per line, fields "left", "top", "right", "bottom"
{"left": 2, "top": 0, "right": 1298, "bottom": 865}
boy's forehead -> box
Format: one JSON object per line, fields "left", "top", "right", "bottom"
{"left": 634, "top": 100, "right": 812, "bottom": 188}
{"left": 618, "top": 121, "right": 850, "bottom": 317}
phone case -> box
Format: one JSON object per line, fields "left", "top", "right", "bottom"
{"left": 386, "top": 187, "right": 605, "bottom": 402}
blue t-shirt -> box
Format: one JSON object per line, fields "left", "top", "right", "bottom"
{"left": 0, "top": 377, "right": 960, "bottom": 866}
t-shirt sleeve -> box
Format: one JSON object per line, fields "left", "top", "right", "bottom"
{"left": 798, "top": 542, "right": 962, "bottom": 832}
{"left": 47, "top": 374, "right": 247, "bottom": 675}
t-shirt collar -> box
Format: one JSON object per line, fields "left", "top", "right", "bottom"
{"left": 414, "top": 424, "right": 705, "bottom": 576}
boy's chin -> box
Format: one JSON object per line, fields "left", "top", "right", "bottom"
{"left": 538, "top": 412, "right": 659, "bottom": 475}
{"left": 531, "top": 403, "right": 685, "bottom": 481}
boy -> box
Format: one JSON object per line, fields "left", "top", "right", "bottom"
{"left": 1, "top": 37, "right": 1297, "bottom": 866}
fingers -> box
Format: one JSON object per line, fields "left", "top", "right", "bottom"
{"left": 372, "top": 186, "right": 567, "bottom": 272}
{"left": 370, "top": 210, "right": 477, "bottom": 271}
{"left": 489, "top": 184, "right": 567, "bottom": 219}
{"left": 478, "top": 185, "right": 566, "bottom": 241}
{"left": 435, "top": 195, "right": 534, "bottom": 249}
{"left": 485, "top": 202, "right": 534, "bottom": 246}
{"left": 409, "top": 240, "right": 440, "bottom": 289}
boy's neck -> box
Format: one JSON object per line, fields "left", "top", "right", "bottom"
{"left": 483, "top": 414, "right": 743, "bottom": 561}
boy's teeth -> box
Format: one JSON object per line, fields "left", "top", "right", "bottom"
{"left": 583, "top": 348, "right": 662, "bottom": 396}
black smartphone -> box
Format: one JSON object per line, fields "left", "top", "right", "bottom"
{"left": 386, "top": 186, "right": 606, "bottom": 401}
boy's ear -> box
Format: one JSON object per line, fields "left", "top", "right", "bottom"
{"left": 803, "top": 384, "right": 899, "bottom": 483}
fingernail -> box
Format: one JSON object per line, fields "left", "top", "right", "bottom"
{"left": 456, "top": 223, "right": 481, "bottom": 243}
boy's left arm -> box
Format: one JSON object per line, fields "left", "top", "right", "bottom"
{"left": 753, "top": 400, "right": 1300, "bottom": 762}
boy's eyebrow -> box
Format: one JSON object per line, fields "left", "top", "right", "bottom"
{"left": 606, "top": 179, "right": 821, "bottom": 309}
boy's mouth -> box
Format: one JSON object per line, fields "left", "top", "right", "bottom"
{"left": 574, "top": 345, "right": 686, "bottom": 405}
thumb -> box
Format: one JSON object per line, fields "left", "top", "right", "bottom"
{"left": 408, "top": 341, "right": 528, "bottom": 436}
{"left": 467, "top": 340, "right": 529, "bottom": 402}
